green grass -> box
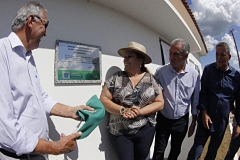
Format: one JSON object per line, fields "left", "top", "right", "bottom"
{"left": 199, "top": 125, "right": 232, "bottom": 160}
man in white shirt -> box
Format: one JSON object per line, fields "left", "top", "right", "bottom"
{"left": 0, "top": 1, "right": 92, "bottom": 159}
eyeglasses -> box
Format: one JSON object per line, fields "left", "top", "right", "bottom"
{"left": 26, "top": 15, "right": 49, "bottom": 29}
{"left": 34, "top": 15, "right": 49, "bottom": 29}
{"left": 132, "top": 89, "right": 139, "bottom": 106}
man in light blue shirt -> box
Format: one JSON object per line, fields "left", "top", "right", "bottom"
{"left": 0, "top": 2, "right": 92, "bottom": 159}
{"left": 152, "top": 38, "right": 200, "bottom": 160}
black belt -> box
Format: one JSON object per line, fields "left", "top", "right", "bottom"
{"left": 0, "top": 148, "right": 38, "bottom": 159}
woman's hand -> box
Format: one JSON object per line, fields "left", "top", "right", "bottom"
{"left": 131, "top": 106, "right": 143, "bottom": 116}
{"left": 123, "top": 108, "right": 137, "bottom": 119}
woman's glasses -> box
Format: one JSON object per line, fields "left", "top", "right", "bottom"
{"left": 132, "top": 89, "right": 139, "bottom": 105}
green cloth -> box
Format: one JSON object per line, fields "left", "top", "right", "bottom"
{"left": 76, "top": 95, "right": 105, "bottom": 139}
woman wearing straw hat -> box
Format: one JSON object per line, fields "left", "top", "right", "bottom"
{"left": 100, "top": 41, "right": 164, "bottom": 160}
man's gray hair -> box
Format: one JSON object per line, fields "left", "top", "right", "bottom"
{"left": 11, "top": 1, "right": 46, "bottom": 32}
{"left": 216, "top": 42, "right": 230, "bottom": 55}
{"left": 170, "top": 38, "right": 190, "bottom": 55}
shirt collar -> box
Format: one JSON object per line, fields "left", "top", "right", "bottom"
{"left": 8, "top": 32, "right": 29, "bottom": 56}
{"left": 214, "top": 62, "right": 230, "bottom": 72}
{"left": 169, "top": 63, "right": 188, "bottom": 74}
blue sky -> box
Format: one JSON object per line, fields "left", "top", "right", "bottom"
{"left": 186, "top": 0, "right": 240, "bottom": 70}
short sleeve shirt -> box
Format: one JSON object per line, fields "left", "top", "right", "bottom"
{"left": 105, "top": 71, "right": 162, "bottom": 135}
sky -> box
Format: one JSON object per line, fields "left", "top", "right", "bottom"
{"left": 186, "top": 0, "right": 240, "bottom": 70}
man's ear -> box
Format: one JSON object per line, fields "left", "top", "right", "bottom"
{"left": 26, "top": 15, "right": 34, "bottom": 30}
{"left": 229, "top": 54, "right": 231, "bottom": 60}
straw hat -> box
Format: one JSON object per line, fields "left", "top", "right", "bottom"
{"left": 118, "top": 41, "right": 152, "bottom": 64}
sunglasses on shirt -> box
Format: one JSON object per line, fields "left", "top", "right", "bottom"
{"left": 132, "top": 89, "right": 139, "bottom": 106}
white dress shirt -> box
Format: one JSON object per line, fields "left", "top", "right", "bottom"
{"left": 0, "top": 32, "right": 57, "bottom": 155}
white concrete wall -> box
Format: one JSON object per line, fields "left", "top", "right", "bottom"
{"left": 189, "top": 52, "right": 203, "bottom": 76}
{"left": 188, "top": 53, "right": 203, "bottom": 76}
{"left": 0, "top": 0, "right": 201, "bottom": 159}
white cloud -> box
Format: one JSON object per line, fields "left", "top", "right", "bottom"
{"left": 204, "top": 35, "right": 218, "bottom": 51}
{"left": 221, "top": 33, "right": 236, "bottom": 56}
{"left": 231, "top": 58, "right": 239, "bottom": 67}
{"left": 190, "top": 0, "right": 240, "bottom": 37}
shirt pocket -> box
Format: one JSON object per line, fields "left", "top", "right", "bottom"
{"left": 179, "top": 80, "right": 194, "bottom": 101}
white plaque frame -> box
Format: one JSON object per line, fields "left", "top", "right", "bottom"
{"left": 54, "top": 40, "right": 102, "bottom": 83}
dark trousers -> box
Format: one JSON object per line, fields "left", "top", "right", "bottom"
{"left": 224, "top": 127, "right": 240, "bottom": 160}
{"left": 187, "top": 123, "right": 227, "bottom": 160}
{"left": 109, "top": 123, "right": 155, "bottom": 160}
{"left": 152, "top": 112, "right": 189, "bottom": 160}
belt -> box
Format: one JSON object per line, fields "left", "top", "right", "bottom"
{"left": 0, "top": 148, "right": 38, "bottom": 159}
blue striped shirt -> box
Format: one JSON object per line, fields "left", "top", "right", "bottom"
{"left": 154, "top": 63, "right": 200, "bottom": 119}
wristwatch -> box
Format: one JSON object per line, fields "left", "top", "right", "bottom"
{"left": 120, "top": 107, "right": 125, "bottom": 115}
